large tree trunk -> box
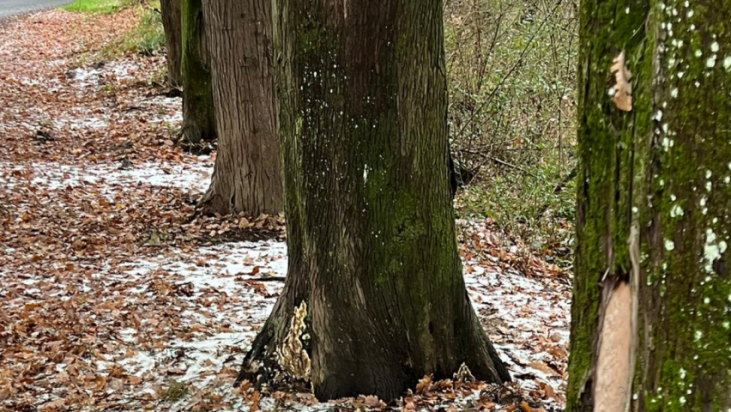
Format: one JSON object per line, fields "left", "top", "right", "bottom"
{"left": 236, "top": 0, "right": 510, "bottom": 402}
{"left": 198, "top": 0, "right": 282, "bottom": 216}
{"left": 181, "top": 0, "right": 216, "bottom": 144}
{"left": 160, "top": 0, "right": 182, "bottom": 87}
{"left": 567, "top": 1, "right": 731, "bottom": 411}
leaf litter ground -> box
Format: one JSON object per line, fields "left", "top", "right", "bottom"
{"left": 0, "top": 8, "right": 571, "bottom": 412}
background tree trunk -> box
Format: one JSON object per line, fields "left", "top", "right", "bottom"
{"left": 236, "top": 0, "right": 510, "bottom": 402}
{"left": 567, "top": 1, "right": 731, "bottom": 411}
{"left": 199, "top": 0, "right": 282, "bottom": 216}
{"left": 160, "top": 0, "right": 182, "bottom": 87}
{"left": 181, "top": 0, "right": 215, "bottom": 144}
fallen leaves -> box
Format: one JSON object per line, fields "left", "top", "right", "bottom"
{"left": 0, "top": 6, "right": 570, "bottom": 412}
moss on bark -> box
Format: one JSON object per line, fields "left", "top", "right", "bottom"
{"left": 568, "top": 0, "right": 731, "bottom": 410}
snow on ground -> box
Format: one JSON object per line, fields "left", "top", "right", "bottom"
{"left": 1, "top": 154, "right": 569, "bottom": 411}
{"left": 0, "top": 8, "right": 570, "bottom": 411}
{"left": 0, "top": 158, "right": 213, "bottom": 194}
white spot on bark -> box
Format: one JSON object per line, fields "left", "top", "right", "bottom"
{"left": 704, "top": 229, "right": 724, "bottom": 273}
{"left": 670, "top": 205, "right": 684, "bottom": 217}
{"left": 665, "top": 240, "right": 675, "bottom": 251}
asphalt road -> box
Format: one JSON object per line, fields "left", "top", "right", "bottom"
{"left": 0, "top": 0, "right": 74, "bottom": 19}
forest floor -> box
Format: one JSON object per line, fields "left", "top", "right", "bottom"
{"left": 0, "top": 7, "right": 572, "bottom": 412}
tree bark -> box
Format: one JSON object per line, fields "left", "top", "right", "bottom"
{"left": 236, "top": 0, "right": 510, "bottom": 402}
{"left": 567, "top": 1, "right": 731, "bottom": 411}
{"left": 160, "top": 0, "right": 182, "bottom": 87}
{"left": 181, "top": 0, "right": 216, "bottom": 144}
{"left": 199, "top": 0, "right": 282, "bottom": 216}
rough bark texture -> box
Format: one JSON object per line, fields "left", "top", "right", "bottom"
{"left": 199, "top": 0, "right": 282, "bottom": 216}
{"left": 567, "top": 0, "right": 731, "bottom": 411}
{"left": 236, "top": 0, "right": 510, "bottom": 402}
{"left": 181, "top": 0, "right": 216, "bottom": 144}
{"left": 160, "top": 0, "right": 182, "bottom": 87}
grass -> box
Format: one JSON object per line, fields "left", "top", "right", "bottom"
{"left": 96, "top": 1, "right": 164, "bottom": 59}
{"left": 160, "top": 379, "right": 188, "bottom": 402}
{"left": 116, "top": 6, "right": 164, "bottom": 55}
{"left": 61, "top": 0, "right": 137, "bottom": 14}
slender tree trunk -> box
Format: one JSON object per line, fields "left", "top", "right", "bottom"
{"left": 181, "top": 0, "right": 216, "bottom": 144}
{"left": 199, "top": 0, "right": 282, "bottom": 216}
{"left": 160, "top": 0, "right": 182, "bottom": 87}
{"left": 236, "top": 0, "right": 510, "bottom": 402}
{"left": 567, "top": 1, "right": 731, "bottom": 411}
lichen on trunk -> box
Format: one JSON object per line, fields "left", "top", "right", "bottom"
{"left": 567, "top": 0, "right": 731, "bottom": 410}
{"left": 237, "top": 0, "right": 509, "bottom": 402}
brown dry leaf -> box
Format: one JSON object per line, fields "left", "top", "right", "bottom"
{"left": 610, "top": 51, "right": 633, "bottom": 111}
{"left": 361, "top": 395, "right": 386, "bottom": 408}
{"left": 249, "top": 390, "right": 261, "bottom": 412}
{"left": 415, "top": 375, "right": 432, "bottom": 394}
{"left": 540, "top": 382, "right": 561, "bottom": 402}
{"left": 529, "top": 361, "right": 556, "bottom": 375}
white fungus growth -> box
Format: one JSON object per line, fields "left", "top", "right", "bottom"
{"left": 665, "top": 239, "right": 675, "bottom": 251}
{"left": 725, "top": 57, "right": 731, "bottom": 71}
{"left": 707, "top": 56, "right": 717, "bottom": 68}
{"left": 671, "top": 88, "right": 679, "bottom": 98}
{"left": 711, "top": 42, "right": 720, "bottom": 53}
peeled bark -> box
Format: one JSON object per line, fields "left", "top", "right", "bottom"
{"left": 236, "top": 0, "right": 510, "bottom": 402}
{"left": 160, "top": 0, "right": 182, "bottom": 87}
{"left": 199, "top": 0, "right": 282, "bottom": 216}
{"left": 567, "top": 1, "right": 731, "bottom": 411}
{"left": 181, "top": 0, "right": 216, "bottom": 144}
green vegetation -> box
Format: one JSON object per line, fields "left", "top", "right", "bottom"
{"left": 160, "top": 379, "right": 188, "bottom": 402}
{"left": 100, "top": 2, "right": 165, "bottom": 58}
{"left": 447, "top": 0, "right": 578, "bottom": 262}
{"left": 116, "top": 6, "right": 165, "bottom": 55}
{"left": 61, "top": 0, "right": 136, "bottom": 14}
